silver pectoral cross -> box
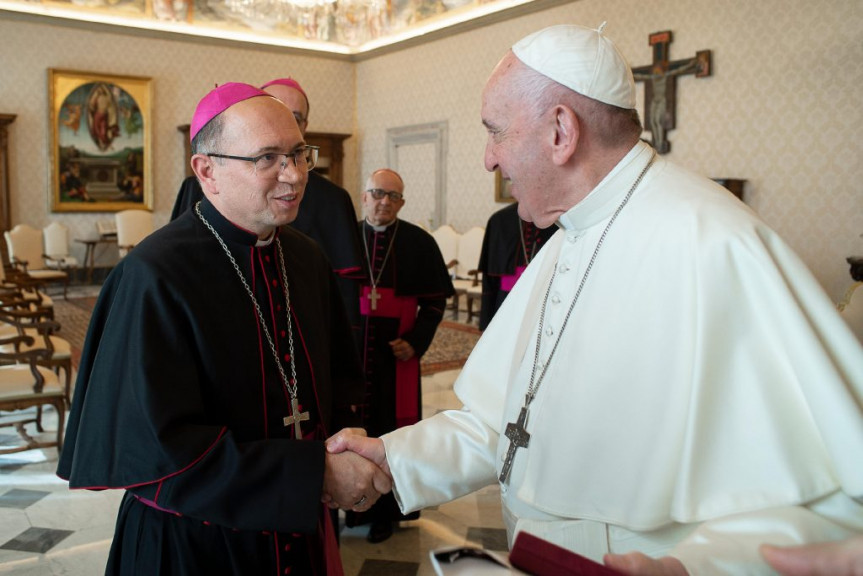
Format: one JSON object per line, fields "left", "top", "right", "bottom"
{"left": 499, "top": 404, "right": 531, "bottom": 485}
{"left": 283, "top": 397, "right": 310, "bottom": 438}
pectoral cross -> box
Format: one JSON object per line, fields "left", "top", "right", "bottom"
{"left": 499, "top": 404, "right": 531, "bottom": 485}
{"left": 283, "top": 397, "right": 310, "bottom": 438}
{"left": 368, "top": 286, "right": 381, "bottom": 311}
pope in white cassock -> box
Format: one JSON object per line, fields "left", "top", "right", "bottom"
{"left": 327, "top": 23, "right": 863, "bottom": 575}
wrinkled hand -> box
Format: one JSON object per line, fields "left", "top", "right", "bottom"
{"left": 389, "top": 338, "right": 415, "bottom": 361}
{"left": 327, "top": 427, "right": 391, "bottom": 479}
{"left": 760, "top": 536, "right": 863, "bottom": 576}
{"left": 322, "top": 428, "right": 392, "bottom": 511}
{"left": 603, "top": 552, "right": 687, "bottom": 576}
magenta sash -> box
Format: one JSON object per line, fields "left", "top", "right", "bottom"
{"left": 500, "top": 265, "right": 526, "bottom": 292}
{"left": 360, "top": 286, "right": 420, "bottom": 427}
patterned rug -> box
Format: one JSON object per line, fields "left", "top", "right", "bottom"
{"left": 52, "top": 298, "right": 480, "bottom": 375}
{"left": 52, "top": 297, "right": 97, "bottom": 370}
{"left": 421, "top": 320, "right": 481, "bottom": 375}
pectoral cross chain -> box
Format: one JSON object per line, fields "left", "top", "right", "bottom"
{"left": 283, "top": 397, "right": 310, "bottom": 438}
{"left": 368, "top": 287, "right": 381, "bottom": 311}
{"left": 499, "top": 405, "right": 531, "bottom": 485}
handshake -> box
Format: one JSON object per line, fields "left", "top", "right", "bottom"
{"left": 321, "top": 428, "right": 391, "bottom": 512}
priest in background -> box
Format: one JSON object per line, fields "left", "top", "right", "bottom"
{"left": 328, "top": 23, "right": 863, "bottom": 574}
{"left": 348, "top": 168, "right": 454, "bottom": 543}
{"left": 478, "top": 202, "right": 556, "bottom": 330}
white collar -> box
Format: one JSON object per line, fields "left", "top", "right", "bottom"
{"left": 557, "top": 141, "right": 655, "bottom": 233}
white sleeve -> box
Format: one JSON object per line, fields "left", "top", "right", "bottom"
{"left": 382, "top": 408, "right": 500, "bottom": 514}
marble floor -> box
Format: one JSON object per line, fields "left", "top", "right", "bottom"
{"left": 0, "top": 290, "right": 504, "bottom": 576}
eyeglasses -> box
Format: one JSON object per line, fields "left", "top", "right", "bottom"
{"left": 208, "top": 146, "right": 319, "bottom": 177}
{"left": 366, "top": 188, "right": 404, "bottom": 202}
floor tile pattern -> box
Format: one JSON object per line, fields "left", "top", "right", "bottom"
{"left": 0, "top": 286, "right": 496, "bottom": 575}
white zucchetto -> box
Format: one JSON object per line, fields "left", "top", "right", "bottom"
{"left": 512, "top": 23, "right": 637, "bottom": 110}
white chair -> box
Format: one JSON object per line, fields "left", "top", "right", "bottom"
{"left": 43, "top": 222, "right": 79, "bottom": 272}
{"left": 431, "top": 224, "right": 460, "bottom": 274}
{"left": 452, "top": 226, "right": 484, "bottom": 320}
{"left": 115, "top": 209, "right": 154, "bottom": 257}
{"left": 838, "top": 282, "right": 863, "bottom": 344}
{"left": 431, "top": 225, "right": 461, "bottom": 317}
{"left": 5, "top": 224, "right": 69, "bottom": 298}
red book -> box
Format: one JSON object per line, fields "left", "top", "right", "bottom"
{"left": 509, "top": 531, "right": 624, "bottom": 576}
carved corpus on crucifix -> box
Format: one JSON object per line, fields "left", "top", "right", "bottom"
{"left": 632, "top": 30, "right": 711, "bottom": 154}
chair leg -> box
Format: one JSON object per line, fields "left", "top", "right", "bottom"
{"left": 55, "top": 398, "right": 65, "bottom": 451}
{"left": 55, "top": 363, "right": 72, "bottom": 408}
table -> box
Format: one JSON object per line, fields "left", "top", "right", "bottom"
{"left": 75, "top": 236, "right": 116, "bottom": 284}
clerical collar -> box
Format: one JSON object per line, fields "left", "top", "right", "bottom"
{"left": 255, "top": 232, "right": 276, "bottom": 247}
{"left": 198, "top": 197, "right": 276, "bottom": 248}
{"left": 557, "top": 141, "right": 656, "bottom": 233}
{"left": 365, "top": 219, "right": 397, "bottom": 233}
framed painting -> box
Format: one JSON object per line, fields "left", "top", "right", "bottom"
{"left": 49, "top": 69, "right": 153, "bottom": 212}
{"left": 494, "top": 170, "right": 515, "bottom": 203}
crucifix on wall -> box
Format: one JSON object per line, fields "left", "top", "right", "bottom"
{"left": 632, "top": 30, "right": 711, "bottom": 154}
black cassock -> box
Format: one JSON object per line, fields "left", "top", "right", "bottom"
{"left": 348, "top": 218, "right": 453, "bottom": 527}
{"left": 478, "top": 203, "right": 557, "bottom": 330}
{"left": 58, "top": 198, "right": 362, "bottom": 575}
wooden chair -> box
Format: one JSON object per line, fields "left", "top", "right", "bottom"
{"left": 0, "top": 256, "right": 55, "bottom": 318}
{"left": 431, "top": 224, "right": 461, "bottom": 317}
{"left": 466, "top": 281, "right": 482, "bottom": 325}
{"left": 5, "top": 224, "right": 69, "bottom": 298}
{"left": 0, "top": 308, "right": 72, "bottom": 407}
{"left": 838, "top": 281, "right": 863, "bottom": 344}
{"left": 451, "top": 226, "right": 484, "bottom": 320}
{"left": 0, "top": 334, "right": 65, "bottom": 455}
{"left": 115, "top": 209, "right": 154, "bottom": 257}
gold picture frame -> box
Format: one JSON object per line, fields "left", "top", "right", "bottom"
{"left": 49, "top": 69, "right": 153, "bottom": 212}
{"left": 494, "top": 170, "right": 515, "bottom": 203}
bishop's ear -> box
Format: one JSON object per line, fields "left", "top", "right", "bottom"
{"left": 190, "top": 154, "right": 218, "bottom": 194}
{"left": 550, "top": 105, "right": 579, "bottom": 166}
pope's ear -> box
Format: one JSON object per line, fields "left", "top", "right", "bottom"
{"left": 190, "top": 154, "right": 217, "bottom": 193}
{"left": 550, "top": 105, "right": 579, "bottom": 166}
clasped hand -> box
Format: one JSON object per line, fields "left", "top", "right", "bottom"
{"left": 322, "top": 428, "right": 393, "bottom": 512}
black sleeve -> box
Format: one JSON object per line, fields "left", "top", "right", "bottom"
{"left": 403, "top": 294, "right": 446, "bottom": 358}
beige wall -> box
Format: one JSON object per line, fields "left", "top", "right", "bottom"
{"left": 0, "top": 15, "right": 356, "bottom": 269}
{"left": 2, "top": 0, "right": 862, "bottom": 301}
{"left": 356, "top": 0, "right": 863, "bottom": 301}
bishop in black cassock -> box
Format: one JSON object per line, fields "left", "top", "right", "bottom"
{"left": 347, "top": 169, "right": 454, "bottom": 542}
{"left": 58, "top": 83, "right": 372, "bottom": 575}
{"left": 478, "top": 202, "right": 556, "bottom": 330}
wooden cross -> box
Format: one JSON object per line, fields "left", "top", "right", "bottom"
{"left": 283, "top": 397, "right": 310, "bottom": 438}
{"left": 499, "top": 404, "right": 531, "bottom": 485}
{"left": 368, "top": 286, "right": 381, "bottom": 311}
{"left": 632, "top": 30, "right": 711, "bottom": 154}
